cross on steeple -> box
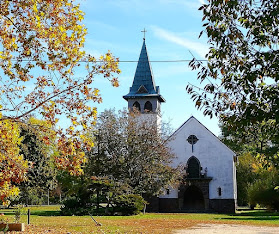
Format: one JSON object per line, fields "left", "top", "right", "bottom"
{"left": 141, "top": 28, "right": 147, "bottom": 40}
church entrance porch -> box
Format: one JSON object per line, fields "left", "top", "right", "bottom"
{"left": 178, "top": 178, "right": 212, "bottom": 212}
{"left": 183, "top": 185, "right": 205, "bottom": 210}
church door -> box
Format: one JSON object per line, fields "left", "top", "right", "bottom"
{"left": 183, "top": 185, "right": 205, "bottom": 210}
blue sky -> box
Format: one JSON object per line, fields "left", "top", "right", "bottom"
{"left": 77, "top": 0, "right": 221, "bottom": 136}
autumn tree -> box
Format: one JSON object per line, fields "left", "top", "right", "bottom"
{"left": 86, "top": 109, "right": 177, "bottom": 197}
{"left": 0, "top": 120, "right": 27, "bottom": 205}
{"left": 0, "top": 0, "right": 120, "bottom": 205}
{"left": 187, "top": 0, "right": 279, "bottom": 130}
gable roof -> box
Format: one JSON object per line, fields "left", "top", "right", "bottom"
{"left": 123, "top": 40, "right": 165, "bottom": 102}
{"left": 170, "top": 116, "right": 236, "bottom": 156}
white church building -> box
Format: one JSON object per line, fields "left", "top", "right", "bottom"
{"left": 123, "top": 38, "right": 237, "bottom": 213}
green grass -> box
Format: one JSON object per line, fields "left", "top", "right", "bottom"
{"left": 1, "top": 206, "right": 279, "bottom": 233}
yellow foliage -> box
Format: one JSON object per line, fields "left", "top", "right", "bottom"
{"left": 0, "top": 0, "right": 120, "bottom": 204}
{"left": 0, "top": 120, "right": 28, "bottom": 205}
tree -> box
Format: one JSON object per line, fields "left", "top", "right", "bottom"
{"left": 18, "top": 118, "right": 58, "bottom": 205}
{"left": 0, "top": 0, "right": 120, "bottom": 205}
{"left": 248, "top": 167, "right": 279, "bottom": 210}
{"left": 220, "top": 121, "right": 279, "bottom": 206}
{"left": 86, "top": 109, "right": 178, "bottom": 197}
{"left": 187, "top": 0, "right": 279, "bottom": 130}
{"left": 59, "top": 109, "right": 177, "bottom": 215}
{"left": 0, "top": 120, "right": 27, "bottom": 205}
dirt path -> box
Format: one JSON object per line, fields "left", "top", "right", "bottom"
{"left": 174, "top": 224, "right": 279, "bottom": 234}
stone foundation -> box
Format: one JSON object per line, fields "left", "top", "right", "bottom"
{"left": 159, "top": 198, "right": 178, "bottom": 212}
{"left": 145, "top": 197, "right": 236, "bottom": 214}
{"left": 209, "top": 199, "right": 236, "bottom": 214}
{"left": 144, "top": 196, "right": 160, "bottom": 212}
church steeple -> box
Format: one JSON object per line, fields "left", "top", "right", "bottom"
{"left": 123, "top": 39, "right": 165, "bottom": 114}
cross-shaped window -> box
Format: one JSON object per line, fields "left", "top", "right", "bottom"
{"left": 187, "top": 135, "right": 199, "bottom": 152}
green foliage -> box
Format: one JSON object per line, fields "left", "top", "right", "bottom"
{"left": 190, "top": 0, "right": 279, "bottom": 206}
{"left": 248, "top": 169, "right": 279, "bottom": 210}
{"left": 17, "top": 122, "right": 57, "bottom": 205}
{"left": 220, "top": 119, "right": 279, "bottom": 206}
{"left": 187, "top": 0, "right": 279, "bottom": 130}
{"left": 14, "top": 206, "right": 25, "bottom": 223}
{"left": 60, "top": 197, "right": 90, "bottom": 216}
{"left": 113, "top": 194, "right": 147, "bottom": 215}
{"left": 60, "top": 193, "right": 147, "bottom": 216}
{"left": 236, "top": 153, "right": 259, "bottom": 206}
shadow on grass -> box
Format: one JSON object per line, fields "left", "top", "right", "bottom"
{"left": 217, "top": 210, "right": 279, "bottom": 222}
{"left": 30, "top": 210, "right": 61, "bottom": 216}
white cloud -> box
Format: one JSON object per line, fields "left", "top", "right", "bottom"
{"left": 151, "top": 26, "right": 208, "bottom": 58}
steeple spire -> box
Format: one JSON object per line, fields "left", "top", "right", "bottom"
{"left": 123, "top": 40, "right": 165, "bottom": 102}
{"left": 123, "top": 39, "right": 165, "bottom": 114}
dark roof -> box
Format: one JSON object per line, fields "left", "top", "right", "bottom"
{"left": 123, "top": 40, "right": 165, "bottom": 102}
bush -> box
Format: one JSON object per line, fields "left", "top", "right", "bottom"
{"left": 113, "top": 194, "right": 147, "bottom": 215}
{"left": 60, "top": 197, "right": 89, "bottom": 216}
{"left": 60, "top": 194, "right": 147, "bottom": 216}
{"left": 60, "top": 197, "right": 108, "bottom": 216}
{"left": 248, "top": 169, "right": 279, "bottom": 210}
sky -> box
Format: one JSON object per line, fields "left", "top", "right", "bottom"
{"left": 76, "top": 0, "right": 221, "bottom": 136}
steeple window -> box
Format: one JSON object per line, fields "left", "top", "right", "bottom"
{"left": 144, "top": 101, "right": 152, "bottom": 112}
{"left": 133, "top": 101, "right": 141, "bottom": 112}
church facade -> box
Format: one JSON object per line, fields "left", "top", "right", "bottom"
{"left": 123, "top": 38, "right": 237, "bottom": 214}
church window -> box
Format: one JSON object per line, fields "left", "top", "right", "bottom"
{"left": 187, "top": 135, "right": 199, "bottom": 152}
{"left": 144, "top": 101, "right": 152, "bottom": 112}
{"left": 133, "top": 101, "right": 141, "bottom": 111}
{"left": 186, "top": 156, "right": 201, "bottom": 178}
{"left": 218, "top": 187, "right": 222, "bottom": 196}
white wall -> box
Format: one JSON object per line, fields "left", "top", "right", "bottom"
{"left": 167, "top": 117, "right": 236, "bottom": 199}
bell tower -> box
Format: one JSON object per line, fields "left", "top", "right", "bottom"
{"left": 123, "top": 38, "right": 165, "bottom": 116}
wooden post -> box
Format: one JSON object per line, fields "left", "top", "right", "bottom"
{"left": 27, "top": 209, "right": 30, "bottom": 224}
{"left": 47, "top": 189, "right": 50, "bottom": 205}
{"left": 143, "top": 203, "right": 146, "bottom": 214}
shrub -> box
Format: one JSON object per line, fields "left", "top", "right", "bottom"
{"left": 60, "top": 197, "right": 87, "bottom": 216}
{"left": 60, "top": 194, "right": 147, "bottom": 216}
{"left": 248, "top": 169, "right": 279, "bottom": 210}
{"left": 113, "top": 194, "right": 147, "bottom": 215}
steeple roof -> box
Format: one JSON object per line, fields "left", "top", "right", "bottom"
{"left": 123, "top": 40, "right": 165, "bottom": 102}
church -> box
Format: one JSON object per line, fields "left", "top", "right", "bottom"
{"left": 123, "top": 37, "right": 237, "bottom": 214}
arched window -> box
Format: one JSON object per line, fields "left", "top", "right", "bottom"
{"left": 133, "top": 101, "right": 141, "bottom": 111}
{"left": 186, "top": 156, "right": 201, "bottom": 178}
{"left": 144, "top": 101, "right": 152, "bottom": 112}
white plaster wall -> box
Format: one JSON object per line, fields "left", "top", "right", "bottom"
{"left": 159, "top": 187, "right": 178, "bottom": 199}
{"left": 167, "top": 117, "right": 236, "bottom": 200}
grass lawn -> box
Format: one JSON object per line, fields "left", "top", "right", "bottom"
{"left": 1, "top": 206, "right": 279, "bottom": 233}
